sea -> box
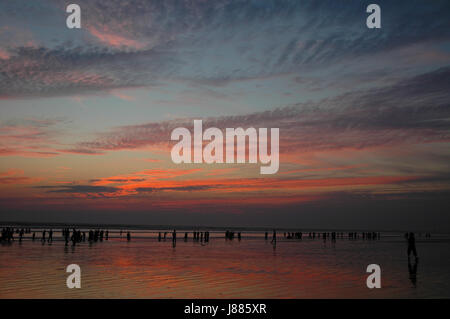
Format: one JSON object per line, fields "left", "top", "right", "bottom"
{"left": 1, "top": 226, "right": 449, "bottom": 298}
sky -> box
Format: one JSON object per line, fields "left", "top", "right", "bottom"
{"left": 0, "top": 0, "right": 450, "bottom": 231}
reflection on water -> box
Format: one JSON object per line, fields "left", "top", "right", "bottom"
{"left": 408, "top": 258, "right": 418, "bottom": 288}
{"left": 1, "top": 230, "right": 450, "bottom": 298}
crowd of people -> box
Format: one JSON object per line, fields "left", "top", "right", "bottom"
{"left": 0, "top": 226, "right": 427, "bottom": 259}
{"left": 225, "top": 230, "right": 241, "bottom": 240}
{"left": 156, "top": 230, "right": 211, "bottom": 243}
{"left": 281, "top": 231, "right": 382, "bottom": 241}
{"left": 0, "top": 227, "right": 132, "bottom": 246}
{"left": 1, "top": 227, "right": 33, "bottom": 242}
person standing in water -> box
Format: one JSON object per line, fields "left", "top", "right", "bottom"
{"left": 48, "top": 229, "right": 53, "bottom": 243}
{"left": 271, "top": 229, "right": 276, "bottom": 245}
{"left": 407, "top": 232, "right": 418, "bottom": 260}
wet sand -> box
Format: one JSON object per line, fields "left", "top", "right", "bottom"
{"left": 1, "top": 230, "right": 449, "bottom": 298}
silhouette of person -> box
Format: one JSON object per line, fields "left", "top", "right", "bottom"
{"left": 48, "top": 229, "right": 53, "bottom": 243}
{"left": 65, "top": 230, "right": 70, "bottom": 245}
{"left": 271, "top": 229, "right": 276, "bottom": 245}
{"left": 71, "top": 229, "right": 77, "bottom": 246}
{"left": 407, "top": 232, "right": 418, "bottom": 260}
{"left": 408, "top": 258, "right": 418, "bottom": 287}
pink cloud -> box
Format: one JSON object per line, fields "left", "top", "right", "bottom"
{"left": 0, "top": 119, "right": 65, "bottom": 158}
{"left": 0, "top": 49, "right": 10, "bottom": 60}
{"left": 88, "top": 26, "right": 145, "bottom": 49}
{"left": 109, "top": 89, "right": 136, "bottom": 101}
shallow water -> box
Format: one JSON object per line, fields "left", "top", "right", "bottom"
{"left": 1, "top": 230, "right": 449, "bottom": 298}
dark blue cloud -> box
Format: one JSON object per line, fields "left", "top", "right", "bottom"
{"left": 136, "top": 185, "right": 216, "bottom": 192}
{"left": 0, "top": 0, "right": 449, "bottom": 98}
{"left": 35, "top": 185, "right": 119, "bottom": 193}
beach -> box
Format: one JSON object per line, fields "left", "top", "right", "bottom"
{"left": 1, "top": 228, "right": 449, "bottom": 298}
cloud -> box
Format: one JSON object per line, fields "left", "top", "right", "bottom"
{"left": 0, "top": 45, "right": 177, "bottom": 99}
{"left": 89, "top": 168, "right": 201, "bottom": 187}
{"left": 87, "top": 26, "right": 147, "bottom": 50}
{"left": 31, "top": 173, "right": 431, "bottom": 200}
{"left": 90, "top": 178, "right": 146, "bottom": 183}
{"left": 0, "top": 117, "right": 68, "bottom": 157}
{"left": 135, "top": 185, "right": 216, "bottom": 193}
{"left": 70, "top": 67, "right": 450, "bottom": 154}
{"left": 59, "top": 148, "right": 105, "bottom": 155}
{"left": 0, "top": 169, "right": 41, "bottom": 185}
{"left": 1, "top": 0, "right": 449, "bottom": 98}
{"left": 35, "top": 185, "right": 119, "bottom": 194}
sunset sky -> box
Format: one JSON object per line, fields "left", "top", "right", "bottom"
{"left": 1, "top": 0, "right": 450, "bottom": 230}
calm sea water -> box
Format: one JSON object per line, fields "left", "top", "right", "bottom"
{"left": 1, "top": 229, "right": 450, "bottom": 298}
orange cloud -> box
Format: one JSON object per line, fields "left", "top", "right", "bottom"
{"left": 0, "top": 169, "right": 41, "bottom": 185}
{"left": 83, "top": 170, "right": 419, "bottom": 199}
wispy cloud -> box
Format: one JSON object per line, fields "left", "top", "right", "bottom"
{"left": 35, "top": 185, "right": 119, "bottom": 195}
{"left": 1, "top": 0, "right": 449, "bottom": 99}
{"left": 0, "top": 117, "right": 68, "bottom": 157}
{"left": 0, "top": 169, "right": 41, "bottom": 185}
{"left": 70, "top": 67, "right": 450, "bottom": 154}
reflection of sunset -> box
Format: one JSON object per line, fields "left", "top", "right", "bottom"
{"left": 1, "top": 236, "right": 441, "bottom": 299}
